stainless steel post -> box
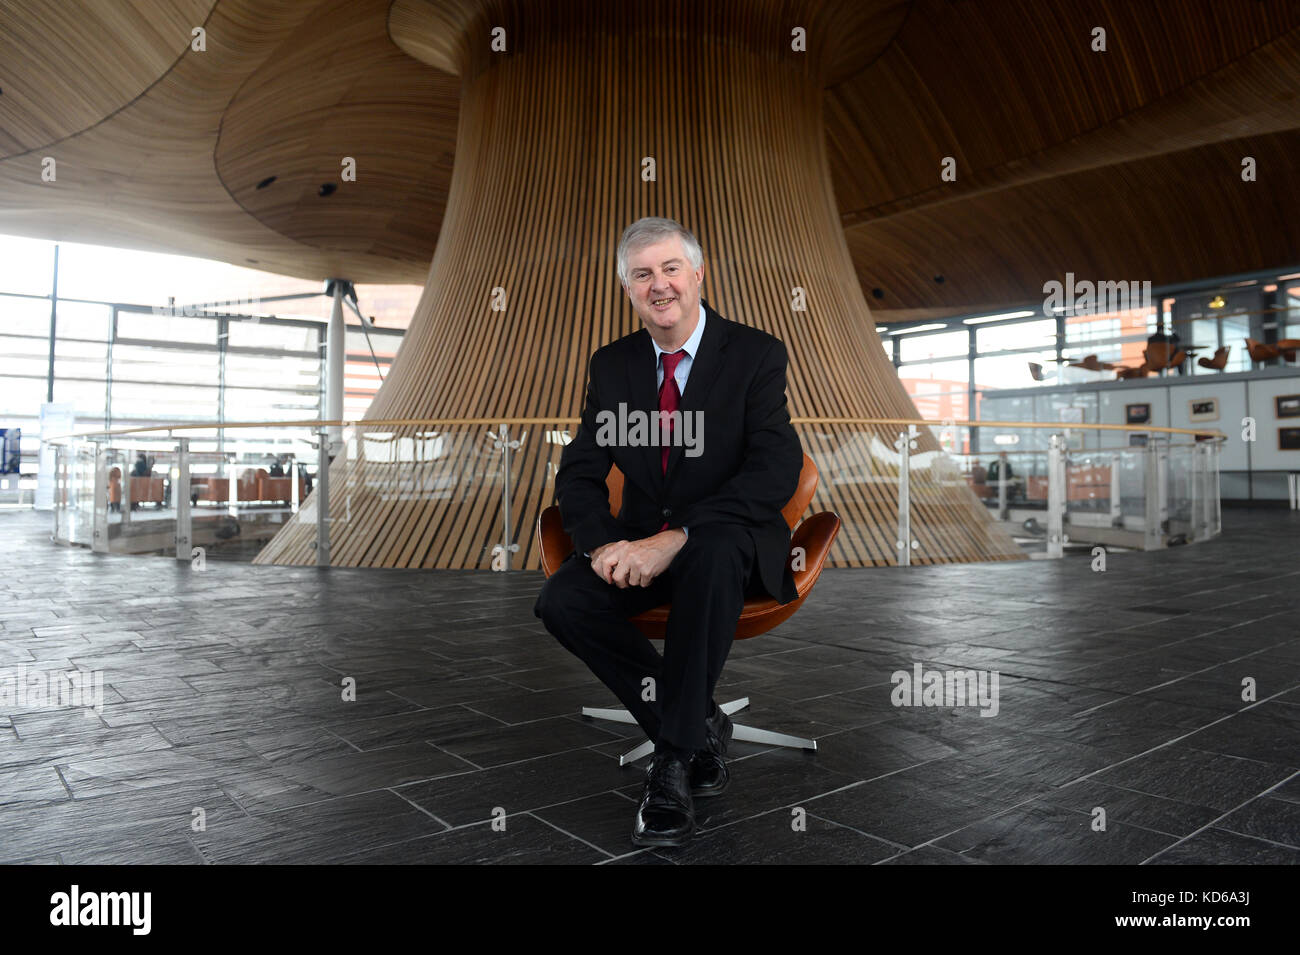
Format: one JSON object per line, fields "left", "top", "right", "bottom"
{"left": 500, "top": 424, "right": 513, "bottom": 570}
{"left": 175, "top": 438, "right": 191, "bottom": 561}
{"left": 92, "top": 442, "right": 108, "bottom": 554}
{"left": 325, "top": 282, "right": 345, "bottom": 457}
{"left": 997, "top": 450, "right": 1009, "bottom": 521}
{"left": 1189, "top": 443, "right": 1202, "bottom": 541}
{"left": 1046, "top": 433, "right": 1065, "bottom": 558}
{"left": 895, "top": 427, "right": 915, "bottom": 566}
{"left": 1109, "top": 452, "right": 1122, "bottom": 527}
{"left": 120, "top": 450, "right": 132, "bottom": 525}
{"left": 316, "top": 427, "right": 330, "bottom": 566}
{"left": 1143, "top": 440, "right": 1162, "bottom": 550}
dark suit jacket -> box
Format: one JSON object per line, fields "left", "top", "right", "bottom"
{"left": 555, "top": 300, "right": 804, "bottom": 604}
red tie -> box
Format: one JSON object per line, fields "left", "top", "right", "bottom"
{"left": 659, "top": 349, "right": 686, "bottom": 475}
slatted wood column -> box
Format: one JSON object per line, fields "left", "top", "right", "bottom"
{"left": 254, "top": 0, "right": 1022, "bottom": 568}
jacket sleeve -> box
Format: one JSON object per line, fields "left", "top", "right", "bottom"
{"left": 555, "top": 354, "right": 624, "bottom": 556}
{"left": 676, "top": 338, "right": 803, "bottom": 530}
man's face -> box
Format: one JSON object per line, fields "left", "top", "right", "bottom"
{"left": 623, "top": 236, "right": 703, "bottom": 342}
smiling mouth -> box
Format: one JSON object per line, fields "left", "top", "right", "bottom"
{"left": 651, "top": 297, "right": 676, "bottom": 310}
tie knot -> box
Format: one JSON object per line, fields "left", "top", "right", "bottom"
{"left": 661, "top": 349, "right": 686, "bottom": 377}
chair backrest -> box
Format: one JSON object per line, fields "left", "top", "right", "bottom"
{"left": 1245, "top": 337, "right": 1276, "bottom": 361}
{"left": 604, "top": 453, "right": 819, "bottom": 530}
{"left": 1144, "top": 342, "right": 1177, "bottom": 368}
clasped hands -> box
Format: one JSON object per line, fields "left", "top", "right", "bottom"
{"left": 590, "top": 529, "right": 687, "bottom": 588}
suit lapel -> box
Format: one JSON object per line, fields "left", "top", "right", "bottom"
{"left": 624, "top": 330, "right": 662, "bottom": 492}
{"left": 666, "top": 302, "right": 729, "bottom": 480}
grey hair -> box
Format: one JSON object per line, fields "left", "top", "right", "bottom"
{"left": 616, "top": 216, "right": 703, "bottom": 287}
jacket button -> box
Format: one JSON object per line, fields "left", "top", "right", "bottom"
{"left": 661, "top": 507, "right": 672, "bottom": 519}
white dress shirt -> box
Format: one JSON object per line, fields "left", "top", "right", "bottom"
{"left": 586, "top": 303, "right": 705, "bottom": 556}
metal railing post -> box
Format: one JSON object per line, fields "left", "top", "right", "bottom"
{"left": 1143, "top": 440, "right": 1163, "bottom": 550}
{"left": 1157, "top": 437, "right": 1169, "bottom": 531}
{"left": 1198, "top": 442, "right": 1214, "bottom": 541}
{"left": 51, "top": 444, "right": 62, "bottom": 542}
{"left": 1108, "top": 452, "right": 1122, "bottom": 527}
{"left": 501, "top": 424, "right": 512, "bottom": 569}
{"left": 1046, "top": 433, "right": 1065, "bottom": 558}
{"left": 997, "top": 450, "right": 1009, "bottom": 521}
{"left": 120, "top": 451, "right": 132, "bottom": 524}
{"left": 1212, "top": 441, "right": 1223, "bottom": 535}
{"left": 1189, "top": 443, "right": 1202, "bottom": 541}
{"left": 316, "top": 427, "right": 330, "bottom": 567}
{"left": 92, "top": 442, "right": 109, "bottom": 554}
{"left": 894, "top": 427, "right": 917, "bottom": 566}
{"left": 175, "top": 438, "right": 191, "bottom": 561}
{"left": 490, "top": 423, "right": 522, "bottom": 570}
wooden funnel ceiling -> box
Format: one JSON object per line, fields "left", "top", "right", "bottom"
{"left": 254, "top": 0, "right": 1019, "bottom": 568}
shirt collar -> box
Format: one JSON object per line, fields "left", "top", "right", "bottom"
{"left": 653, "top": 302, "right": 707, "bottom": 364}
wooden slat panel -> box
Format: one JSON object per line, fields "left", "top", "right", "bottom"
{"left": 255, "top": 0, "right": 1023, "bottom": 569}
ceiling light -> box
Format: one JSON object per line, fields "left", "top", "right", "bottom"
{"left": 1208, "top": 295, "right": 1225, "bottom": 309}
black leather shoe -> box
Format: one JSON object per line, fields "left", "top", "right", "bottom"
{"left": 632, "top": 752, "right": 695, "bottom": 847}
{"left": 690, "top": 705, "right": 733, "bottom": 797}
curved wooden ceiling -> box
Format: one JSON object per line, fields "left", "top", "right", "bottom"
{"left": 0, "top": 0, "right": 1296, "bottom": 303}
{"left": 0, "top": 0, "right": 213, "bottom": 156}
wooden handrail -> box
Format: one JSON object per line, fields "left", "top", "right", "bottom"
{"left": 44, "top": 416, "right": 1226, "bottom": 442}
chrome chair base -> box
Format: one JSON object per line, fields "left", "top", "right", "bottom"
{"left": 581, "top": 696, "right": 819, "bottom": 766}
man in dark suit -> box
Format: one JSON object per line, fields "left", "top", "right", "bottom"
{"left": 534, "top": 216, "right": 803, "bottom": 847}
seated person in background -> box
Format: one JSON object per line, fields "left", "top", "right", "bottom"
{"left": 131, "top": 452, "right": 150, "bottom": 477}
{"left": 269, "top": 457, "right": 286, "bottom": 477}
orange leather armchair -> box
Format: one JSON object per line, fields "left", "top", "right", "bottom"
{"left": 537, "top": 452, "right": 841, "bottom": 764}
{"left": 130, "top": 475, "right": 164, "bottom": 505}
{"left": 1143, "top": 341, "right": 1187, "bottom": 372}
{"left": 237, "top": 468, "right": 262, "bottom": 502}
{"left": 1245, "top": 337, "right": 1299, "bottom": 363}
{"left": 1197, "top": 346, "right": 1229, "bottom": 371}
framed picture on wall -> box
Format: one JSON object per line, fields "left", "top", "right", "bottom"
{"left": 1059, "top": 406, "right": 1085, "bottom": 424}
{"left": 1189, "top": 398, "right": 1219, "bottom": 422}
{"left": 1280, "top": 427, "right": 1300, "bottom": 451}
{"left": 1276, "top": 394, "right": 1300, "bottom": 418}
{"left": 1128, "top": 433, "right": 1149, "bottom": 447}
{"left": 1126, "top": 403, "right": 1151, "bottom": 425}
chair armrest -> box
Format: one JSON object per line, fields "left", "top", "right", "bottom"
{"left": 537, "top": 505, "right": 573, "bottom": 577}
{"left": 789, "top": 511, "right": 840, "bottom": 596}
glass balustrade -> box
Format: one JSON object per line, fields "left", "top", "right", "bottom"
{"left": 46, "top": 418, "right": 1227, "bottom": 567}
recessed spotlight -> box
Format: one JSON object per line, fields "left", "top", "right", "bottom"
{"left": 256, "top": 175, "right": 277, "bottom": 189}
{"left": 872, "top": 288, "right": 884, "bottom": 299}
{"left": 1208, "top": 295, "right": 1225, "bottom": 309}
{"left": 318, "top": 183, "right": 337, "bottom": 197}
{"left": 933, "top": 275, "right": 944, "bottom": 284}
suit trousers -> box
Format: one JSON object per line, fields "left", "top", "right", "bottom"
{"left": 534, "top": 524, "right": 758, "bottom": 752}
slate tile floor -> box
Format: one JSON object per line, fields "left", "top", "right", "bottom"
{"left": 0, "top": 507, "right": 1297, "bottom": 865}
